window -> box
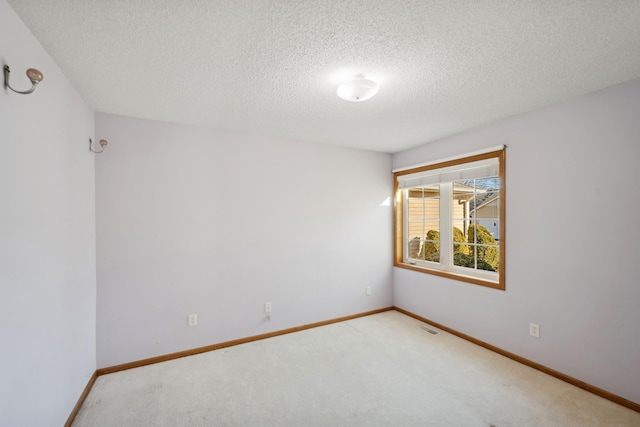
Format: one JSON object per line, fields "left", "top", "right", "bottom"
{"left": 394, "top": 149, "right": 505, "bottom": 289}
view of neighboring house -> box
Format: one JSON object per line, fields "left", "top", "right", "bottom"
{"left": 406, "top": 178, "right": 500, "bottom": 260}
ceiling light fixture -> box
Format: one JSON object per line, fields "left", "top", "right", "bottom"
{"left": 3, "top": 65, "right": 44, "bottom": 95}
{"left": 337, "top": 74, "right": 379, "bottom": 102}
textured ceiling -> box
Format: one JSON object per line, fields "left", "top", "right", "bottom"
{"left": 7, "top": 0, "right": 640, "bottom": 153}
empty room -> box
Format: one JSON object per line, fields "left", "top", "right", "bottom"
{"left": 1, "top": 1, "right": 639, "bottom": 426}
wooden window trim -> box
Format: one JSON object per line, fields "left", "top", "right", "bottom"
{"left": 393, "top": 149, "right": 506, "bottom": 290}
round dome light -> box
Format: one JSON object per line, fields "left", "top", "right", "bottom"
{"left": 337, "top": 75, "right": 379, "bottom": 102}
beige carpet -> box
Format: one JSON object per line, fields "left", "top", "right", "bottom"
{"left": 72, "top": 311, "right": 640, "bottom": 426}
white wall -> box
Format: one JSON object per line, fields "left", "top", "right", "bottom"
{"left": 95, "top": 114, "right": 393, "bottom": 368}
{"left": 392, "top": 78, "right": 640, "bottom": 405}
{"left": 0, "top": 1, "right": 97, "bottom": 426}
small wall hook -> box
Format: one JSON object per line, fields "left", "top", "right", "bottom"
{"left": 4, "top": 65, "right": 43, "bottom": 95}
{"left": 89, "top": 138, "right": 108, "bottom": 154}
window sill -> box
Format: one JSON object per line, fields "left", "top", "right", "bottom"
{"left": 394, "top": 261, "right": 505, "bottom": 290}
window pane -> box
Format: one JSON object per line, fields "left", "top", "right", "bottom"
{"left": 453, "top": 226, "right": 469, "bottom": 256}
{"left": 421, "top": 222, "right": 440, "bottom": 262}
{"left": 456, "top": 227, "right": 500, "bottom": 273}
{"left": 452, "top": 182, "right": 473, "bottom": 233}
{"left": 405, "top": 186, "right": 439, "bottom": 262}
{"left": 453, "top": 177, "right": 500, "bottom": 273}
{"left": 474, "top": 190, "right": 500, "bottom": 240}
{"left": 475, "top": 177, "right": 500, "bottom": 190}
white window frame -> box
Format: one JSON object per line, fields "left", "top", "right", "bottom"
{"left": 394, "top": 149, "right": 505, "bottom": 290}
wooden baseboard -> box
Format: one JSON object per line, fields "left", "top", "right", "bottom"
{"left": 393, "top": 306, "right": 640, "bottom": 413}
{"left": 97, "top": 307, "right": 394, "bottom": 376}
{"left": 72, "top": 307, "right": 391, "bottom": 423}
{"left": 74, "top": 305, "right": 638, "bottom": 422}
{"left": 64, "top": 370, "right": 98, "bottom": 427}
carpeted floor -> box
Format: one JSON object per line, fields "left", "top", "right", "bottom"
{"left": 72, "top": 311, "right": 640, "bottom": 426}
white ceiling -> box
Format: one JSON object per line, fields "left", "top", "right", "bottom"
{"left": 8, "top": 0, "right": 640, "bottom": 153}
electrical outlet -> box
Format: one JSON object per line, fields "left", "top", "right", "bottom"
{"left": 529, "top": 323, "right": 540, "bottom": 338}
{"left": 366, "top": 286, "right": 372, "bottom": 296}
{"left": 188, "top": 314, "right": 198, "bottom": 327}
{"left": 264, "top": 302, "right": 272, "bottom": 313}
